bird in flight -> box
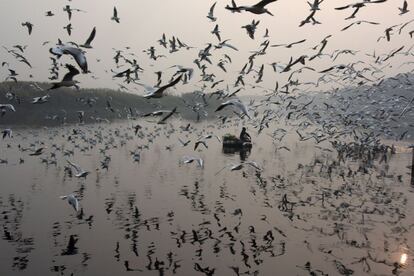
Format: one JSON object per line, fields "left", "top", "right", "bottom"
{"left": 215, "top": 99, "right": 251, "bottom": 119}
{"left": 399, "top": 0, "right": 409, "bottom": 15}
{"left": 144, "top": 75, "right": 182, "bottom": 99}
{"left": 21, "top": 22, "right": 33, "bottom": 35}
{"left": 207, "top": 2, "right": 217, "bottom": 21}
{"left": 225, "top": 0, "right": 277, "bottom": 16}
{"left": 48, "top": 64, "right": 80, "bottom": 90}
{"left": 111, "top": 7, "right": 120, "bottom": 23}
{"left": 80, "top": 27, "right": 96, "bottom": 48}
{"left": 60, "top": 194, "right": 80, "bottom": 212}
{"left": 50, "top": 45, "right": 88, "bottom": 73}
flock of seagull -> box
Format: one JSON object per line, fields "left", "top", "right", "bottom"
{"left": 1, "top": 0, "right": 414, "bottom": 275}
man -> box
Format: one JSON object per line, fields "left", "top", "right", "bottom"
{"left": 240, "top": 127, "right": 251, "bottom": 142}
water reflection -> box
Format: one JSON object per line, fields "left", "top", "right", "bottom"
{"left": 0, "top": 120, "right": 413, "bottom": 276}
{"left": 400, "top": 253, "right": 408, "bottom": 266}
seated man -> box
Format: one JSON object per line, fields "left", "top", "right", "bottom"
{"left": 239, "top": 127, "right": 251, "bottom": 143}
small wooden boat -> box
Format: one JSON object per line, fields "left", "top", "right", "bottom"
{"left": 222, "top": 134, "right": 252, "bottom": 148}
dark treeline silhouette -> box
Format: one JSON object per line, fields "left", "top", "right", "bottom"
{"left": 0, "top": 82, "right": 225, "bottom": 126}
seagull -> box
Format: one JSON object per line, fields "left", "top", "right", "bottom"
{"left": 216, "top": 161, "right": 261, "bottom": 174}
{"left": 45, "top": 11, "right": 54, "bottom": 17}
{"left": 178, "top": 138, "right": 191, "bottom": 147}
{"left": 207, "top": 2, "right": 217, "bottom": 21}
{"left": 50, "top": 45, "right": 88, "bottom": 73}
{"left": 194, "top": 140, "right": 208, "bottom": 150}
{"left": 60, "top": 194, "right": 79, "bottom": 212}
{"left": 1, "top": 129, "right": 12, "bottom": 139}
{"left": 32, "top": 95, "right": 50, "bottom": 104}
{"left": 225, "top": 0, "right": 277, "bottom": 15}
{"left": 0, "top": 104, "right": 16, "bottom": 117}
{"left": 64, "top": 23, "right": 72, "bottom": 36}
{"left": 271, "top": 39, "right": 306, "bottom": 48}
{"left": 67, "top": 160, "right": 90, "bottom": 178}
{"left": 21, "top": 22, "right": 33, "bottom": 35}
{"left": 144, "top": 75, "right": 182, "bottom": 98}
{"left": 48, "top": 64, "right": 80, "bottom": 90}
{"left": 181, "top": 156, "right": 204, "bottom": 168}
{"left": 215, "top": 99, "right": 251, "bottom": 119}
{"left": 80, "top": 27, "right": 96, "bottom": 48}
{"left": 29, "top": 147, "right": 45, "bottom": 156}
{"left": 399, "top": 0, "right": 409, "bottom": 15}
{"left": 158, "top": 107, "right": 178, "bottom": 124}
{"left": 242, "top": 20, "right": 260, "bottom": 39}
{"left": 216, "top": 40, "right": 239, "bottom": 51}
{"left": 142, "top": 110, "right": 175, "bottom": 117}
{"left": 341, "top": 20, "right": 379, "bottom": 31}
{"left": 111, "top": 7, "right": 120, "bottom": 23}
{"left": 211, "top": 24, "right": 221, "bottom": 41}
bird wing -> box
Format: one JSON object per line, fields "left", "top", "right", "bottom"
{"left": 64, "top": 47, "right": 88, "bottom": 73}
{"left": 209, "top": 2, "right": 217, "bottom": 16}
{"left": 335, "top": 4, "right": 351, "bottom": 10}
{"left": 68, "top": 195, "right": 79, "bottom": 212}
{"left": 84, "top": 27, "right": 96, "bottom": 46}
{"left": 67, "top": 159, "right": 82, "bottom": 174}
{"left": 253, "top": 0, "right": 277, "bottom": 8}
{"left": 0, "top": 104, "right": 16, "bottom": 112}
{"left": 62, "top": 64, "right": 80, "bottom": 82}
{"left": 113, "top": 7, "right": 118, "bottom": 17}
{"left": 151, "top": 75, "right": 182, "bottom": 97}
{"left": 215, "top": 101, "right": 231, "bottom": 112}
{"left": 289, "top": 39, "right": 306, "bottom": 46}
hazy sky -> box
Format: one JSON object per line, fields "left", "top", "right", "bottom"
{"left": 0, "top": 0, "right": 413, "bottom": 95}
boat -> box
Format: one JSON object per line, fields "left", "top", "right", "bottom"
{"left": 222, "top": 134, "right": 252, "bottom": 149}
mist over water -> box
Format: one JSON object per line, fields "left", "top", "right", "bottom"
{"left": 1, "top": 0, "right": 414, "bottom": 275}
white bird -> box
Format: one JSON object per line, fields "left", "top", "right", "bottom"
{"left": 216, "top": 161, "right": 262, "bottom": 175}
{"left": 144, "top": 75, "right": 182, "bottom": 98}
{"left": 2, "top": 128, "right": 12, "bottom": 139}
{"left": 60, "top": 194, "right": 79, "bottom": 212}
{"left": 181, "top": 156, "right": 204, "bottom": 168}
{"left": 50, "top": 45, "right": 88, "bottom": 73}
{"left": 66, "top": 160, "right": 90, "bottom": 178}
{"left": 0, "top": 104, "right": 16, "bottom": 116}
{"left": 215, "top": 99, "right": 251, "bottom": 119}
{"left": 32, "top": 95, "right": 50, "bottom": 104}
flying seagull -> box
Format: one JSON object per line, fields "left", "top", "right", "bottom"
{"left": 111, "top": 7, "right": 120, "bottom": 23}
{"left": 21, "top": 22, "right": 33, "bottom": 35}
{"left": 181, "top": 156, "right": 204, "bottom": 168}
{"left": 207, "top": 2, "right": 217, "bottom": 21}
{"left": 215, "top": 99, "right": 251, "bottom": 119}
{"left": 399, "top": 0, "right": 409, "bottom": 15}
{"left": 225, "top": 0, "right": 277, "bottom": 15}
{"left": 2, "top": 129, "right": 12, "bottom": 139}
{"left": 66, "top": 159, "right": 90, "bottom": 178}
{"left": 80, "top": 27, "right": 96, "bottom": 48}
{"left": 144, "top": 75, "right": 182, "bottom": 98}
{"left": 50, "top": 45, "right": 88, "bottom": 73}
{"left": 48, "top": 64, "right": 80, "bottom": 90}
{"left": 0, "top": 104, "right": 16, "bottom": 116}
{"left": 60, "top": 194, "right": 79, "bottom": 212}
{"left": 63, "top": 23, "right": 72, "bottom": 36}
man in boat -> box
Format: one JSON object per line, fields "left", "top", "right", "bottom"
{"left": 240, "top": 127, "right": 251, "bottom": 143}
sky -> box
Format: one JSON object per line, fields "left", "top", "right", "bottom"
{"left": 0, "top": 0, "right": 413, "bottom": 96}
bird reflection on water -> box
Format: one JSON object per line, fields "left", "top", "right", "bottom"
{"left": 0, "top": 119, "right": 412, "bottom": 275}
